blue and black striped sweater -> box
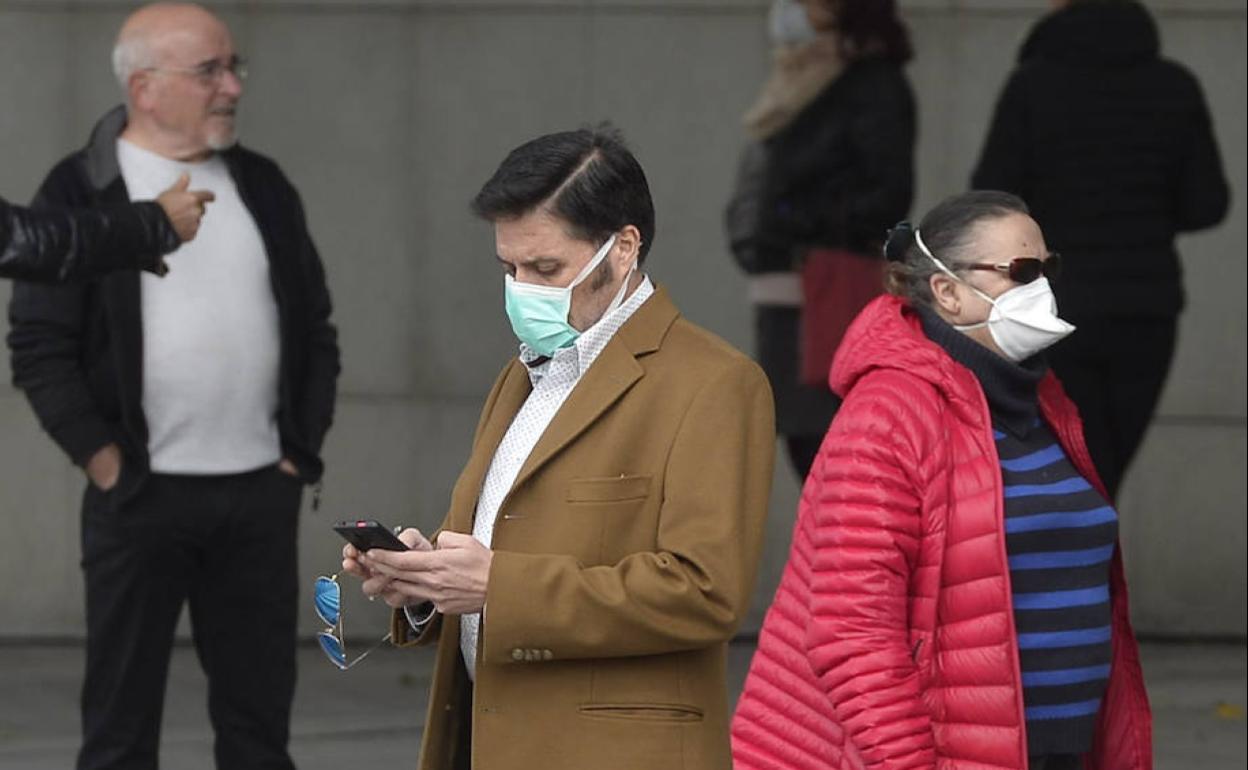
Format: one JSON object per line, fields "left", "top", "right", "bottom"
{"left": 920, "top": 308, "right": 1117, "bottom": 756}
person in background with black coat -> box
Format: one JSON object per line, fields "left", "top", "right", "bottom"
{"left": 972, "top": 0, "right": 1229, "bottom": 500}
{"left": 728, "top": 0, "right": 915, "bottom": 479}
{"left": 7, "top": 4, "right": 339, "bottom": 769}
{"left": 0, "top": 172, "right": 211, "bottom": 282}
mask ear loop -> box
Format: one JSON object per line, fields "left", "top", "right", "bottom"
{"left": 600, "top": 236, "right": 640, "bottom": 320}
{"left": 915, "top": 229, "right": 994, "bottom": 331}
{"left": 567, "top": 234, "right": 618, "bottom": 290}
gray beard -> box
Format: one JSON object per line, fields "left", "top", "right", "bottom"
{"left": 206, "top": 133, "right": 238, "bottom": 152}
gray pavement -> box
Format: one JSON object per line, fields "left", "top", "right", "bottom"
{"left": 0, "top": 641, "right": 1243, "bottom": 769}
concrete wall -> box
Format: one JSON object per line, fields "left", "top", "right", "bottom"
{"left": 0, "top": 0, "right": 1242, "bottom": 640}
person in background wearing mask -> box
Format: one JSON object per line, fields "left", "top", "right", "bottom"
{"left": 0, "top": 172, "right": 211, "bottom": 282}
{"left": 340, "top": 126, "right": 775, "bottom": 770}
{"left": 972, "top": 0, "right": 1229, "bottom": 501}
{"left": 7, "top": 4, "right": 339, "bottom": 769}
{"left": 733, "top": 191, "right": 1151, "bottom": 770}
{"left": 727, "top": 0, "right": 915, "bottom": 481}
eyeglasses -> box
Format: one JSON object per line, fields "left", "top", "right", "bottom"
{"left": 960, "top": 252, "right": 1062, "bottom": 284}
{"left": 146, "top": 55, "right": 249, "bottom": 86}
{"left": 314, "top": 574, "right": 390, "bottom": 671}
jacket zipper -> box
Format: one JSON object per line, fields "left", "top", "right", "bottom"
{"left": 972, "top": 388, "right": 1030, "bottom": 758}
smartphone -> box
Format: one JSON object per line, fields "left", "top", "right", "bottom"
{"left": 333, "top": 519, "right": 410, "bottom": 553}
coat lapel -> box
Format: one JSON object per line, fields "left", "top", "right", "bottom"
{"left": 447, "top": 361, "right": 532, "bottom": 533}
{"left": 452, "top": 286, "right": 679, "bottom": 527}
{"left": 508, "top": 341, "right": 643, "bottom": 495}
{"left": 507, "top": 286, "right": 677, "bottom": 495}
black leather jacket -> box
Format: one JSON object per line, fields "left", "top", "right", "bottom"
{"left": 0, "top": 196, "right": 177, "bottom": 282}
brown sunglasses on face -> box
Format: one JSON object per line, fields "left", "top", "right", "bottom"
{"left": 960, "top": 252, "right": 1062, "bottom": 284}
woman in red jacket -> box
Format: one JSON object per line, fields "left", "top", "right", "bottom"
{"left": 732, "top": 191, "right": 1151, "bottom": 770}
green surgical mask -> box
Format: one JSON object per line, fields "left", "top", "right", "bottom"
{"left": 503, "top": 234, "right": 630, "bottom": 357}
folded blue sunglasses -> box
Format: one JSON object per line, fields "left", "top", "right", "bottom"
{"left": 313, "top": 574, "right": 391, "bottom": 670}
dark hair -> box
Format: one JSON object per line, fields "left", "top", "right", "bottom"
{"left": 471, "top": 124, "right": 656, "bottom": 263}
{"left": 883, "top": 190, "right": 1029, "bottom": 304}
{"left": 831, "top": 0, "right": 914, "bottom": 64}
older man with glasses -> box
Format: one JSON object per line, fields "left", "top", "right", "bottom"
{"left": 6, "top": 3, "right": 340, "bottom": 769}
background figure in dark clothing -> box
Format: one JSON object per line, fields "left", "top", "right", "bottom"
{"left": 727, "top": 0, "right": 915, "bottom": 479}
{"left": 972, "top": 0, "right": 1229, "bottom": 500}
{"left": 0, "top": 174, "right": 211, "bottom": 282}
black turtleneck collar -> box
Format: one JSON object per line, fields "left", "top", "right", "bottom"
{"left": 1020, "top": 0, "right": 1159, "bottom": 68}
{"left": 916, "top": 305, "right": 1047, "bottom": 437}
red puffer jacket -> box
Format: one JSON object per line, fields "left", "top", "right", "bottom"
{"left": 732, "top": 296, "right": 1151, "bottom": 769}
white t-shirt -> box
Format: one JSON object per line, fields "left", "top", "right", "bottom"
{"left": 117, "top": 138, "right": 282, "bottom": 475}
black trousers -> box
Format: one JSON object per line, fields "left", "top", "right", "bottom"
{"left": 785, "top": 434, "right": 825, "bottom": 482}
{"left": 453, "top": 684, "right": 473, "bottom": 770}
{"left": 77, "top": 467, "right": 302, "bottom": 770}
{"left": 1048, "top": 315, "right": 1178, "bottom": 502}
{"left": 1028, "top": 755, "right": 1082, "bottom": 770}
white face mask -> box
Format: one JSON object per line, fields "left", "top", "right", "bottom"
{"left": 768, "top": 0, "right": 817, "bottom": 45}
{"left": 916, "top": 230, "right": 1075, "bottom": 361}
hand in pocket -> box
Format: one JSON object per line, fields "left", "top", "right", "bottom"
{"left": 86, "top": 443, "right": 123, "bottom": 492}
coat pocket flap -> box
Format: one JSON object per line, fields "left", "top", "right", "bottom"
{"left": 577, "top": 702, "right": 704, "bottom": 722}
{"left": 566, "top": 475, "right": 651, "bottom": 503}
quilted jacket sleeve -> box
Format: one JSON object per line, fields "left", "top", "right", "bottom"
{"left": 1171, "top": 70, "right": 1229, "bottom": 232}
{"left": 803, "top": 371, "right": 937, "bottom": 769}
{"left": 7, "top": 164, "right": 121, "bottom": 467}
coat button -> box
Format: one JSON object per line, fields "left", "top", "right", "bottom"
{"left": 511, "top": 648, "right": 524, "bottom": 661}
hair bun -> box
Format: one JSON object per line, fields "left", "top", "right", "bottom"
{"left": 884, "top": 221, "right": 915, "bottom": 262}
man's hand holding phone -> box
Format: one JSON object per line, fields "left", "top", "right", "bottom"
{"left": 360, "top": 531, "right": 493, "bottom": 615}
{"left": 339, "top": 522, "right": 493, "bottom": 615}
{"left": 341, "top": 526, "right": 434, "bottom": 606}
{"left": 341, "top": 525, "right": 431, "bottom": 575}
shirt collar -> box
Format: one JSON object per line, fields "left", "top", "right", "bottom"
{"left": 520, "top": 275, "right": 655, "bottom": 386}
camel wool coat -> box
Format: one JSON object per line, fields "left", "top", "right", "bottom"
{"left": 391, "top": 286, "right": 776, "bottom": 770}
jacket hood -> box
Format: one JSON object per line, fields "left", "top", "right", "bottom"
{"left": 82, "top": 105, "right": 129, "bottom": 191}
{"left": 830, "top": 295, "right": 987, "bottom": 426}
{"left": 1019, "top": 1, "right": 1159, "bottom": 67}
